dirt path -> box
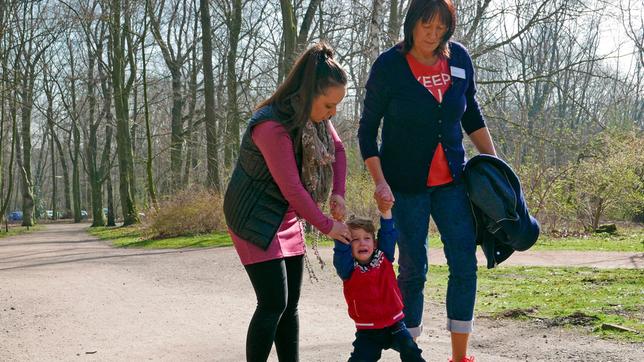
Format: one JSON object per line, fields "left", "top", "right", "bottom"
{"left": 1, "top": 223, "right": 641, "bottom": 361}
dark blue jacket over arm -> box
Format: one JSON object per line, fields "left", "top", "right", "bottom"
{"left": 464, "top": 154, "right": 540, "bottom": 268}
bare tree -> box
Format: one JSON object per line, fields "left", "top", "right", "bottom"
{"left": 278, "top": 0, "right": 323, "bottom": 78}
{"left": 108, "top": 0, "right": 139, "bottom": 225}
{"left": 220, "top": 0, "right": 243, "bottom": 167}
{"left": 200, "top": 0, "right": 221, "bottom": 191}
{"left": 13, "top": 2, "right": 54, "bottom": 226}
{"left": 142, "top": 0, "right": 159, "bottom": 207}
{"left": 147, "top": 0, "right": 200, "bottom": 189}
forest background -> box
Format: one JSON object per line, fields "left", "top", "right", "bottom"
{"left": 0, "top": 0, "right": 642, "bottom": 236}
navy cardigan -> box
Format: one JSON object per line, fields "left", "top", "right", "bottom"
{"left": 358, "top": 42, "right": 486, "bottom": 193}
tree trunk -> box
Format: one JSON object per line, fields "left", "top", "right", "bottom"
{"left": 53, "top": 134, "right": 72, "bottom": 218}
{"left": 170, "top": 67, "right": 184, "bottom": 187}
{"left": 0, "top": 41, "right": 5, "bottom": 218}
{"left": 129, "top": 83, "right": 138, "bottom": 200}
{"left": 72, "top": 121, "right": 82, "bottom": 222}
{"left": 200, "top": 0, "right": 220, "bottom": 191}
{"left": 224, "top": 0, "right": 242, "bottom": 168}
{"left": 279, "top": 0, "right": 296, "bottom": 81}
{"left": 50, "top": 130, "right": 57, "bottom": 220}
{"left": 0, "top": 95, "right": 17, "bottom": 219}
{"left": 142, "top": 0, "right": 158, "bottom": 207}
{"left": 19, "top": 70, "right": 35, "bottom": 227}
{"left": 110, "top": 0, "right": 138, "bottom": 226}
{"left": 387, "top": 0, "right": 400, "bottom": 46}
{"left": 279, "top": 0, "right": 321, "bottom": 78}
{"left": 106, "top": 171, "right": 116, "bottom": 227}
{"left": 295, "top": 0, "right": 322, "bottom": 53}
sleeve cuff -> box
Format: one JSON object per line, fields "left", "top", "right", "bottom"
{"left": 380, "top": 216, "right": 395, "bottom": 230}
{"left": 317, "top": 218, "right": 334, "bottom": 235}
{"left": 333, "top": 240, "right": 351, "bottom": 250}
{"left": 360, "top": 148, "right": 379, "bottom": 161}
{"left": 464, "top": 123, "right": 486, "bottom": 135}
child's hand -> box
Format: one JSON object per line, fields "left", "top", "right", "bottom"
{"left": 329, "top": 194, "right": 346, "bottom": 221}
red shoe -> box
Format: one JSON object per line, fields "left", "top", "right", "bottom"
{"left": 449, "top": 357, "right": 475, "bottom": 362}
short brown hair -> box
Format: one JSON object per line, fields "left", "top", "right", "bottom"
{"left": 346, "top": 216, "right": 377, "bottom": 241}
{"left": 402, "top": 0, "right": 456, "bottom": 58}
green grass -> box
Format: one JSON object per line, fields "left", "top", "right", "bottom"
{"left": 310, "top": 228, "right": 643, "bottom": 252}
{"left": 531, "top": 228, "right": 644, "bottom": 252}
{"left": 0, "top": 224, "right": 43, "bottom": 238}
{"left": 424, "top": 225, "right": 644, "bottom": 252}
{"left": 425, "top": 265, "right": 643, "bottom": 342}
{"left": 88, "top": 226, "right": 232, "bottom": 249}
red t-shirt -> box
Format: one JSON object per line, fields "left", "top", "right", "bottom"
{"left": 406, "top": 53, "right": 454, "bottom": 186}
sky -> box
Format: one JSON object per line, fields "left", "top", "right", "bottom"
{"left": 595, "top": 0, "right": 642, "bottom": 73}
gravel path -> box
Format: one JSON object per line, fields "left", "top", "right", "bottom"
{"left": 0, "top": 223, "right": 641, "bottom": 361}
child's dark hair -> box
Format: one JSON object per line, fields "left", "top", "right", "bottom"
{"left": 256, "top": 42, "right": 348, "bottom": 134}
{"left": 346, "top": 216, "right": 377, "bottom": 240}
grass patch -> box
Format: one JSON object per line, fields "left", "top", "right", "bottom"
{"left": 88, "top": 226, "right": 232, "bottom": 249}
{"left": 0, "top": 224, "right": 43, "bottom": 238}
{"left": 532, "top": 228, "right": 644, "bottom": 252}
{"left": 425, "top": 265, "right": 643, "bottom": 342}
{"left": 428, "top": 226, "right": 642, "bottom": 251}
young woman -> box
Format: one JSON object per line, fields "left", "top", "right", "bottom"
{"left": 224, "top": 42, "right": 351, "bottom": 362}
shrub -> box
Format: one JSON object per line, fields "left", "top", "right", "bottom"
{"left": 142, "top": 187, "right": 226, "bottom": 238}
{"left": 518, "top": 129, "right": 644, "bottom": 233}
{"left": 343, "top": 170, "right": 380, "bottom": 224}
{"left": 568, "top": 130, "right": 644, "bottom": 230}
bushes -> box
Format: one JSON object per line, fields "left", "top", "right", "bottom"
{"left": 142, "top": 187, "right": 226, "bottom": 238}
{"left": 568, "top": 131, "right": 644, "bottom": 230}
{"left": 518, "top": 129, "right": 644, "bottom": 233}
{"left": 343, "top": 170, "right": 380, "bottom": 223}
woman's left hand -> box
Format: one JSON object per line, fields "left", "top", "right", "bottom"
{"left": 329, "top": 194, "right": 346, "bottom": 221}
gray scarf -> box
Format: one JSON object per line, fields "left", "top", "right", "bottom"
{"left": 301, "top": 120, "right": 335, "bottom": 204}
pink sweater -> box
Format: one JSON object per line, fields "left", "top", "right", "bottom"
{"left": 230, "top": 120, "right": 347, "bottom": 265}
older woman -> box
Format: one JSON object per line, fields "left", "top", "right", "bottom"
{"left": 358, "top": 1, "right": 496, "bottom": 361}
{"left": 224, "top": 42, "right": 351, "bottom": 361}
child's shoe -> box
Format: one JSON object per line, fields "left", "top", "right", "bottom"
{"left": 448, "top": 357, "right": 475, "bottom": 362}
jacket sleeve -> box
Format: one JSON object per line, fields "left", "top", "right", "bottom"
{"left": 459, "top": 48, "right": 487, "bottom": 135}
{"left": 377, "top": 217, "right": 398, "bottom": 262}
{"left": 358, "top": 55, "right": 390, "bottom": 160}
{"left": 333, "top": 240, "right": 354, "bottom": 280}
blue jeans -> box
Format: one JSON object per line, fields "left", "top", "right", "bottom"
{"left": 348, "top": 321, "right": 424, "bottom": 362}
{"left": 392, "top": 182, "right": 478, "bottom": 336}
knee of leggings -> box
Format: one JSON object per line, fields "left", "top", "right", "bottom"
{"left": 282, "top": 300, "right": 299, "bottom": 316}
{"left": 257, "top": 298, "right": 287, "bottom": 317}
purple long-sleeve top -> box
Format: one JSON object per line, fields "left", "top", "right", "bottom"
{"left": 231, "top": 120, "right": 347, "bottom": 265}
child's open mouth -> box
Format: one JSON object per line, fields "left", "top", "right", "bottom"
{"left": 358, "top": 248, "right": 370, "bottom": 254}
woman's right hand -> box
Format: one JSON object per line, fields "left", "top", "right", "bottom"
{"left": 374, "top": 181, "right": 395, "bottom": 213}
{"left": 327, "top": 220, "right": 351, "bottom": 244}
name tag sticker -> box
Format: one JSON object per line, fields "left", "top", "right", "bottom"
{"left": 450, "top": 66, "right": 466, "bottom": 79}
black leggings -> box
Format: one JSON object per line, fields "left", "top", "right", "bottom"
{"left": 244, "top": 255, "right": 304, "bottom": 362}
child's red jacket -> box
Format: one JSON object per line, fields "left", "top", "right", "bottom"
{"left": 333, "top": 218, "right": 404, "bottom": 329}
